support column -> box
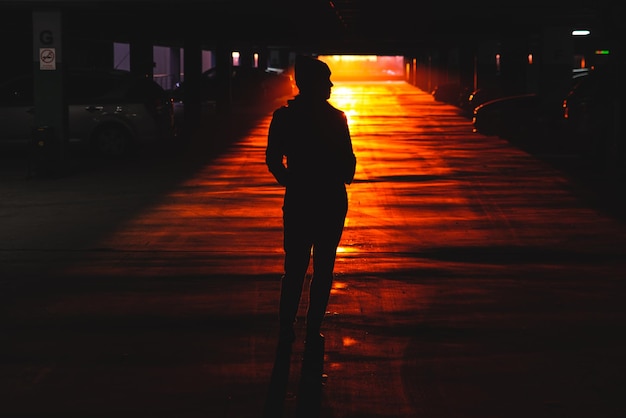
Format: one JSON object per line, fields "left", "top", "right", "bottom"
{"left": 237, "top": 44, "right": 255, "bottom": 68}
{"left": 183, "top": 36, "right": 202, "bottom": 135}
{"left": 130, "top": 35, "right": 153, "bottom": 79}
{"left": 257, "top": 48, "right": 269, "bottom": 70}
{"left": 215, "top": 41, "right": 232, "bottom": 114}
{"left": 32, "top": 9, "right": 67, "bottom": 177}
{"left": 169, "top": 46, "right": 182, "bottom": 88}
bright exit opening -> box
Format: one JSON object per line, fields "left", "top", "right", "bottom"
{"left": 317, "top": 55, "right": 405, "bottom": 81}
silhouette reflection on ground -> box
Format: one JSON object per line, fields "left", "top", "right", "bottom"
{"left": 263, "top": 338, "right": 326, "bottom": 418}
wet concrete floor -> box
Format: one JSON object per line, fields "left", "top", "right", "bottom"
{"left": 2, "top": 81, "right": 626, "bottom": 418}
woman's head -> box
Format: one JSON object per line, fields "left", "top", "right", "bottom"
{"left": 294, "top": 55, "right": 333, "bottom": 99}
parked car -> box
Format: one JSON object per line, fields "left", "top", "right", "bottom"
{"left": 472, "top": 93, "right": 563, "bottom": 142}
{"left": 170, "top": 65, "right": 295, "bottom": 104}
{"left": 459, "top": 85, "right": 513, "bottom": 116}
{"left": 562, "top": 66, "right": 615, "bottom": 156}
{"left": 473, "top": 93, "right": 537, "bottom": 136}
{"left": 0, "top": 68, "right": 176, "bottom": 157}
{"left": 562, "top": 71, "right": 604, "bottom": 133}
{"left": 431, "top": 83, "right": 467, "bottom": 106}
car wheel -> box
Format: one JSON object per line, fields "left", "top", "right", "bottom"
{"left": 91, "top": 124, "right": 133, "bottom": 158}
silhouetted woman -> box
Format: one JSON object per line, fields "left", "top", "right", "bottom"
{"left": 266, "top": 55, "right": 356, "bottom": 346}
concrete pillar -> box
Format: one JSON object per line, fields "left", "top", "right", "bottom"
{"left": 458, "top": 47, "right": 475, "bottom": 91}
{"left": 215, "top": 41, "right": 232, "bottom": 113}
{"left": 169, "top": 46, "right": 182, "bottom": 88}
{"left": 32, "top": 9, "right": 68, "bottom": 176}
{"left": 183, "top": 36, "right": 202, "bottom": 132}
{"left": 475, "top": 40, "right": 502, "bottom": 91}
{"left": 130, "top": 36, "right": 153, "bottom": 79}
{"left": 257, "top": 48, "right": 269, "bottom": 70}
{"left": 540, "top": 26, "right": 572, "bottom": 104}
{"left": 237, "top": 44, "right": 255, "bottom": 68}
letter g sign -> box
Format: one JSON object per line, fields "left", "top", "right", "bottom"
{"left": 39, "top": 30, "right": 54, "bottom": 45}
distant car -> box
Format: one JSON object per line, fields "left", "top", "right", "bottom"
{"left": 473, "top": 93, "right": 537, "bottom": 136}
{"left": 431, "top": 83, "right": 465, "bottom": 105}
{"left": 460, "top": 85, "right": 513, "bottom": 116}
{"left": 562, "top": 66, "right": 614, "bottom": 156}
{"left": 562, "top": 72, "right": 597, "bottom": 138}
{"left": 0, "top": 68, "right": 176, "bottom": 157}
{"left": 170, "top": 66, "right": 295, "bottom": 104}
{"left": 472, "top": 93, "right": 562, "bottom": 141}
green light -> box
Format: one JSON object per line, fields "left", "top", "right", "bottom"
{"left": 595, "top": 50, "right": 610, "bottom": 55}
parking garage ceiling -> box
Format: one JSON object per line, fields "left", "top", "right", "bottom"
{"left": 0, "top": 0, "right": 615, "bottom": 55}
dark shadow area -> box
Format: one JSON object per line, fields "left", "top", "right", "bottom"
{"left": 535, "top": 153, "right": 626, "bottom": 223}
{"left": 418, "top": 244, "right": 625, "bottom": 265}
{"left": 0, "top": 98, "right": 284, "bottom": 279}
{"left": 263, "top": 337, "right": 326, "bottom": 418}
{"left": 295, "top": 338, "right": 326, "bottom": 418}
{"left": 262, "top": 341, "right": 293, "bottom": 418}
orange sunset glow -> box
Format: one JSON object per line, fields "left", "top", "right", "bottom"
{"left": 4, "top": 2, "right": 624, "bottom": 416}
{"left": 63, "top": 79, "right": 508, "bottom": 281}
{"left": 6, "top": 61, "right": 626, "bottom": 418}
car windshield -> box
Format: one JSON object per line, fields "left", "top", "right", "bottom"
{"left": 0, "top": 70, "right": 166, "bottom": 104}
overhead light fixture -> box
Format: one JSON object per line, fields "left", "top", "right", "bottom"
{"left": 572, "top": 29, "right": 591, "bottom": 36}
